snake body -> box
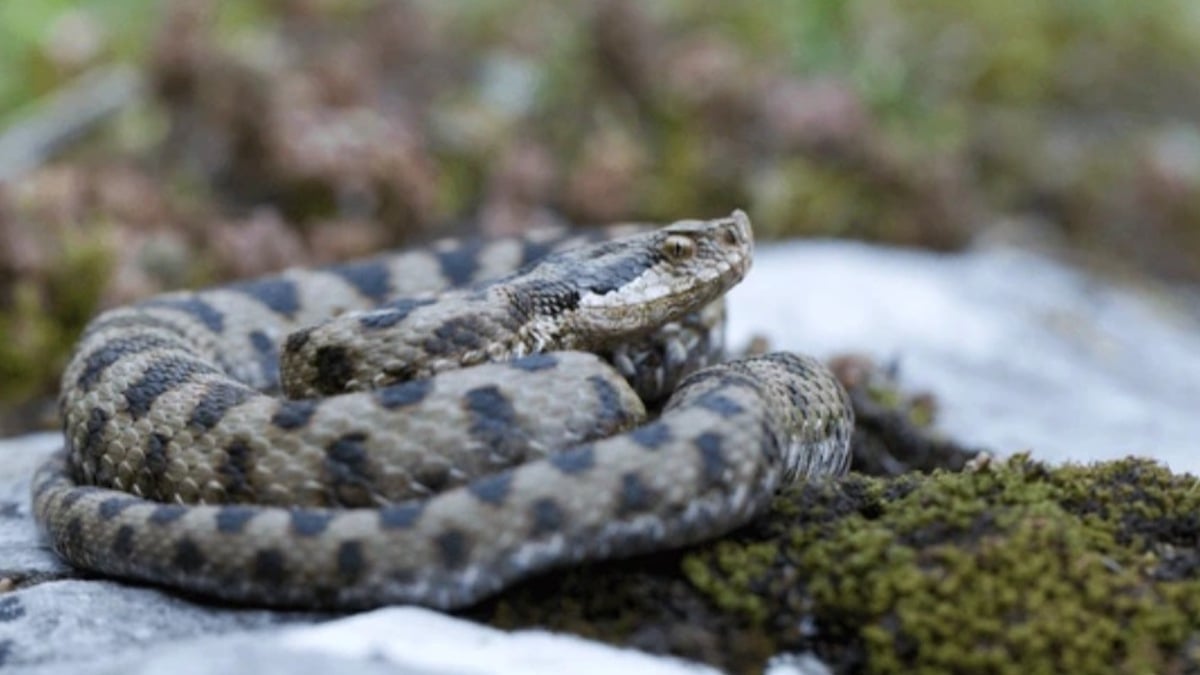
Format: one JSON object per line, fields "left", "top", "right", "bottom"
{"left": 31, "top": 211, "right": 854, "bottom": 610}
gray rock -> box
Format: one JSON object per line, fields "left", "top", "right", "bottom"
{"left": 0, "top": 434, "right": 69, "bottom": 577}
{"left": 727, "top": 241, "right": 1200, "bottom": 470}
{"left": 4, "top": 239, "right": 1199, "bottom": 674}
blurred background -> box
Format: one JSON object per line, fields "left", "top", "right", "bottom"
{"left": 2, "top": 0, "right": 1200, "bottom": 435}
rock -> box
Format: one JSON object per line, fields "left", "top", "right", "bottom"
{"left": 4, "top": 240, "right": 1199, "bottom": 673}
{"left": 0, "top": 441, "right": 717, "bottom": 675}
{"left": 727, "top": 240, "right": 1200, "bottom": 470}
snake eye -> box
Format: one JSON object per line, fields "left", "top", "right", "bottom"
{"left": 661, "top": 235, "right": 696, "bottom": 262}
{"left": 722, "top": 226, "right": 740, "bottom": 246}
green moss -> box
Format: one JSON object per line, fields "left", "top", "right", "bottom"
{"left": 484, "top": 456, "right": 1200, "bottom": 673}
{"left": 0, "top": 229, "right": 113, "bottom": 403}
{"left": 684, "top": 456, "right": 1200, "bottom": 673}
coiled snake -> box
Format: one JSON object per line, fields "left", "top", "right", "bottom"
{"left": 31, "top": 210, "right": 853, "bottom": 610}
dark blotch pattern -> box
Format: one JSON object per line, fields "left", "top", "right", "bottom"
{"left": 509, "top": 353, "right": 558, "bottom": 371}
{"left": 141, "top": 296, "right": 225, "bottom": 333}
{"left": 76, "top": 333, "right": 174, "bottom": 392}
{"left": 630, "top": 421, "right": 672, "bottom": 450}
{"left": 149, "top": 504, "right": 187, "bottom": 525}
{"left": 530, "top": 498, "right": 565, "bottom": 537}
{"left": 98, "top": 497, "right": 136, "bottom": 520}
{"left": 588, "top": 374, "right": 631, "bottom": 428}
{"left": 254, "top": 549, "right": 286, "bottom": 585}
{"left": 375, "top": 379, "right": 432, "bottom": 409}
{"left": 549, "top": 445, "right": 595, "bottom": 475}
{"left": 249, "top": 330, "right": 280, "bottom": 387}
{"left": 228, "top": 278, "right": 300, "bottom": 318}
{"left": 337, "top": 541, "right": 365, "bottom": 582}
{"left": 519, "top": 239, "right": 560, "bottom": 268}
{"left": 217, "top": 439, "right": 254, "bottom": 501}
{"left": 436, "top": 240, "right": 484, "bottom": 286}
{"left": 379, "top": 502, "right": 425, "bottom": 530}
{"left": 124, "top": 356, "right": 220, "bottom": 419}
{"left": 30, "top": 473, "right": 56, "bottom": 502}
{"left": 435, "top": 530, "right": 470, "bottom": 570}
{"left": 64, "top": 517, "right": 84, "bottom": 553}
{"left": 144, "top": 433, "right": 169, "bottom": 484}
{"left": 326, "top": 260, "right": 392, "bottom": 302}
{"left": 583, "top": 247, "right": 659, "bottom": 296}
{"left": 618, "top": 472, "right": 656, "bottom": 516}
{"left": 422, "top": 317, "right": 486, "bottom": 356}
{"left": 272, "top": 399, "right": 319, "bottom": 430}
{"left": 694, "top": 432, "right": 728, "bottom": 486}
{"left": 697, "top": 391, "right": 745, "bottom": 418}
{"left": 324, "top": 433, "right": 373, "bottom": 505}
{"left": 189, "top": 381, "right": 255, "bottom": 431}
{"left": 80, "top": 407, "right": 110, "bottom": 458}
{"left": 464, "top": 385, "right": 526, "bottom": 463}
{"left": 112, "top": 525, "right": 135, "bottom": 557}
{"left": 0, "top": 596, "right": 25, "bottom": 622}
{"left": 291, "top": 509, "right": 334, "bottom": 537}
{"left": 314, "top": 346, "right": 355, "bottom": 394}
{"left": 360, "top": 297, "right": 434, "bottom": 330}
{"left": 59, "top": 487, "right": 102, "bottom": 511}
{"left": 215, "top": 506, "right": 258, "bottom": 534}
{"left": 284, "top": 328, "right": 311, "bottom": 354}
{"left": 468, "top": 472, "right": 513, "bottom": 506}
{"left": 174, "top": 537, "right": 206, "bottom": 573}
{"left": 512, "top": 279, "right": 580, "bottom": 316}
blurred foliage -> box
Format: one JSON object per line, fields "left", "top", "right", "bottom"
{"left": 0, "top": 1, "right": 147, "bottom": 121}
{"left": 3, "top": 0, "right": 1200, "bottom": 419}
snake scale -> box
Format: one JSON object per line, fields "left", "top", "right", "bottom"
{"left": 31, "top": 210, "right": 854, "bottom": 610}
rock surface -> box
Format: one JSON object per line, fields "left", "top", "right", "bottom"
{"left": 727, "top": 241, "right": 1200, "bottom": 470}
{"left": 2, "top": 239, "right": 1199, "bottom": 673}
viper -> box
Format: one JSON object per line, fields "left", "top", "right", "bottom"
{"left": 32, "top": 210, "right": 854, "bottom": 609}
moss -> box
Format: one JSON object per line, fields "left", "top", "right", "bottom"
{"left": 0, "top": 229, "right": 113, "bottom": 403}
{"left": 481, "top": 456, "right": 1200, "bottom": 674}
{"left": 704, "top": 456, "right": 1200, "bottom": 673}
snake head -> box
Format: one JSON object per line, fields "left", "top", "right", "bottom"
{"left": 522, "top": 210, "right": 753, "bottom": 349}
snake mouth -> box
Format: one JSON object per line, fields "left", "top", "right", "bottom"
{"left": 572, "top": 210, "right": 754, "bottom": 338}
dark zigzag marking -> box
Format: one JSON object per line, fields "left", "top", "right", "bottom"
{"left": 325, "top": 259, "right": 392, "bottom": 303}
{"left": 587, "top": 374, "right": 632, "bottom": 429}
{"left": 75, "top": 333, "right": 176, "bottom": 392}
{"left": 227, "top": 277, "right": 300, "bottom": 318}
{"left": 79, "top": 407, "right": 110, "bottom": 458}
{"left": 463, "top": 385, "right": 525, "bottom": 463}
{"left": 324, "top": 433, "right": 374, "bottom": 505}
{"left": 125, "top": 356, "right": 222, "bottom": 419}
{"left": 140, "top": 297, "right": 225, "bottom": 333}
{"left": 359, "top": 298, "right": 435, "bottom": 330}
{"left": 272, "top": 399, "right": 319, "bottom": 429}
{"left": 188, "top": 381, "right": 256, "bottom": 431}
{"left": 249, "top": 330, "right": 280, "bottom": 388}
{"left": 435, "top": 239, "right": 485, "bottom": 286}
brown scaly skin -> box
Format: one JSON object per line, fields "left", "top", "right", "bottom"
{"left": 33, "top": 211, "right": 854, "bottom": 609}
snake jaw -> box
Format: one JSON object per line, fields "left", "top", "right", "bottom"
{"left": 566, "top": 211, "right": 754, "bottom": 344}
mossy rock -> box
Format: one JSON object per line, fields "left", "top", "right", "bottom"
{"left": 478, "top": 456, "right": 1200, "bottom": 674}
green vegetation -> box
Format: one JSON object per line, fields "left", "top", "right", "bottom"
{"left": 487, "top": 456, "right": 1200, "bottom": 673}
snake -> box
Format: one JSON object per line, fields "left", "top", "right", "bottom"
{"left": 30, "top": 210, "right": 854, "bottom": 610}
